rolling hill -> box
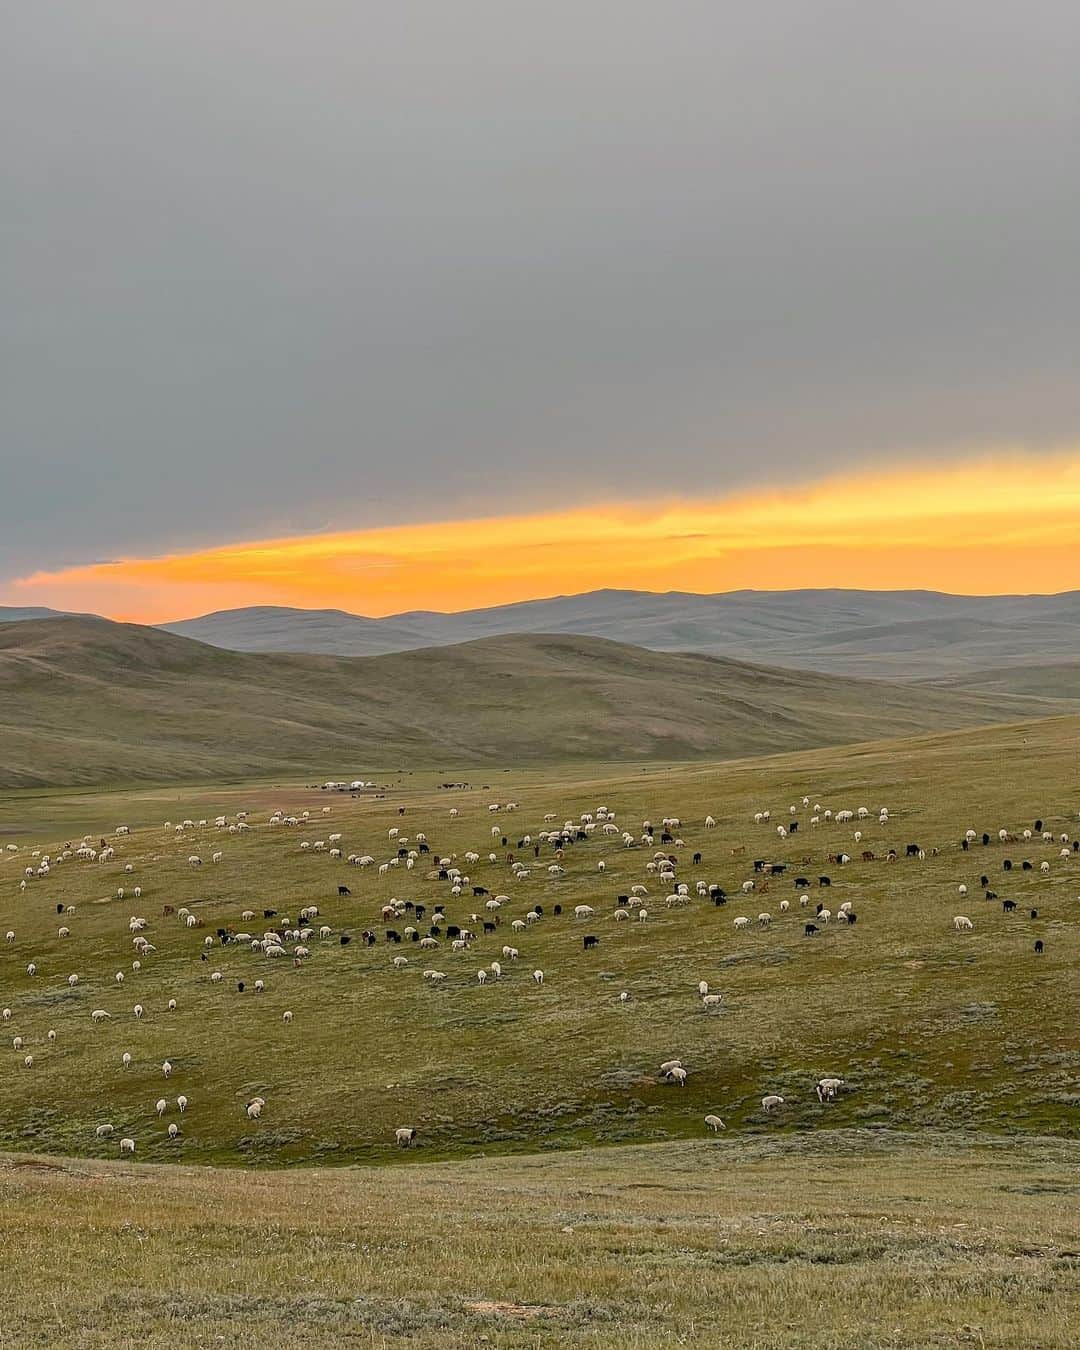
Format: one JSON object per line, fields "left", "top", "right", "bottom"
{"left": 0, "top": 615, "right": 1076, "bottom": 788}
{"left": 159, "top": 588, "right": 1080, "bottom": 677}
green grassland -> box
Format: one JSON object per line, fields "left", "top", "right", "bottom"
{"left": 1, "top": 715, "right": 1076, "bottom": 1171}
{"left": 0, "top": 715, "right": 1077, "bottom": 1346}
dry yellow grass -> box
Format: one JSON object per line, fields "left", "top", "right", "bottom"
{"left": 1, "top": 1131, "right": 1076, "bottom": 1348}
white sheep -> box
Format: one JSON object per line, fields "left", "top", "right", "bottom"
{"left": 761, "top": 1094, "right": 785, "bottom": 1112}
{"left": 119, "top": 1137, "right": 136, "bottom": 1154}
{"left": 532, "top": 969, "right": 544, "bottom": 985}
{"left": 704, "top": 1114, "right": 725, "bottom": 1132}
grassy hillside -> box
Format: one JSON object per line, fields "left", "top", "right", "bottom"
{"left": 1, "top": 616, "right": 1075, "bottom": 788}
{"left": 1, "top": 714, "right": 1076, "bottom": 1174}
{"left": 2, "top": 1131, "right": 1076, "bottom": 1347}
{"left": 161, "top": 587, "right": 1080, "bottom": 677}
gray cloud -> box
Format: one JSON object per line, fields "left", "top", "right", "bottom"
{"left": 3, "top": 1, "right": 1079, "bottom": 578}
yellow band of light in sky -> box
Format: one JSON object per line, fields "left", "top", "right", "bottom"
{"left": 6, "top": 451, "right": 1080, "bottom": 622}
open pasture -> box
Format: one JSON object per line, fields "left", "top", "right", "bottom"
{"left": 1, "top": 717, "right": 1077, "bottom": 1167}
{"left": 1, "top": 1130, "right": 1077, "bottom": 1348}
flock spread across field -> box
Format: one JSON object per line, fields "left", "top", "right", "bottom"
{"left": 1, "top": 749, "right": 1077, "bottom": 1165}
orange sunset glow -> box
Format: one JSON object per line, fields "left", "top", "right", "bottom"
{"left": 6, "top": 452, "right": 1080, "bottom": 621}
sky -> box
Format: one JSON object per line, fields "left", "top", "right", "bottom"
{"left": 3, "top": 2, "right": 1080, "bottom": 619}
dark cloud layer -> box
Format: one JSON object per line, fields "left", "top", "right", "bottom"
{"left": 3, "top": 2, "right": 1079, "bottom": 576}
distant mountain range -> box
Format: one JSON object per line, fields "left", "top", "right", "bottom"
{"left": 3, "top": 587, "right": 1078, "bottom": 679}
{"left": 2, "top": 614, "right": 1075, "bottom": 787}
{"left": 153, "top": 588, "right": 1080, "bottom": 678}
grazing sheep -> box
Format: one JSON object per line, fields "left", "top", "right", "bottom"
{"left": 156, "top": 1098, "right": 168, "bottom": 1117}
{"left": 761, "top": 1094, "right": 785, "bottom": 1113}
{"left": 953, "top": 915, "right": 974, "bottom": 931}
{"left": 168, "top": 1122, "right": 179, "bottom": 1139}
{"left": 532, "top": 969, "right": 544, "bottom": 985}
{"left": 95, "top": 1124, "right": 114, "bottom": 1138}
{"left": 704, "top": 1114, "right": 725, "bottom": 1132}
{"left": 666, "top": 1066, "right": 688, "bottom": 1086}
{"left": 119, "top": 1137, "right": 136, "bottom": 1154}
{"left": 162, "top": 1060, "right": 172, "bottom": 1078}
{"left": 282, "top": 1010, "right": 293, "bottom": 1023}
{"left": 395, "top": 1126, "right": 417, "bottom": 1147}
{"left": 177, "top": 1095, "right": 188, "bottom": 1112}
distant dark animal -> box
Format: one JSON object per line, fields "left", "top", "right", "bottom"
{"left": 553, "top": 904, "right": 562, "bottom": 916}
{"left": 617, "top": 895, "right": 629, "bottom": 906}
{"left": 360, "top": 931, "right": 374, "bottom": 946}
{"left": 753, "top": 859, "right": 766, "bottom": 873}
{"left": 709, "top": 885, "right": 726, "bottom": 900}
{"left": 905, "top": 844, "right": 920, "bottom": 857}
{"left": 398, "top": 806, "right": 405, "bottom": 816}
{"left": 397, "top": 847, "right": 407, "bottom": 858}
{"left": 861, "top": 851, "right": 875, "bottom": 862}
{"left": 428, "top": 926, "right": 441, "bottom": 938}
{"left": 386, "top": 930, "right": 401, "bottom": 943}
{"left": 162, "top": 905, "right": 175, "bottom": 916}
{"left": 818, "top": 876, "right": 831, "bottom": 887}
{"left": 446, "top": 925, "right": 461, "bottom": 939}
{"left": 713, "top": 893, "right": 727, "bottom": 906}
{"left": 409, "top": 930, "right": 418, "bottom": 941}
{"left": 414, "top": 905, "right": 425, "bottom": 920}
{"left": 501, "top": 837, "right": 508, "bottom": 847}
{"left": 583, "top": 935, "right": 599, "bottom": 949}
{"left": 534, "top": 906, "right": 544, "bottom": 916}
{"left": 789, "top": 821, "right": 798, "bottom": 834}
{"left": 980, "top": 875, "right": 989, "bottom": 887}
{"left": 472, "top": 887, "right": 488, "bottom": 897}
{"left": 985, "top": 891, "right": 997, "bottom": 901}
{"left": 693, "top": 852, "right": 702, "bottom": 865}
{"left": 438, "top": 869, "right": 449, "bottom": 881}
{"left": 418, "top": 842, "right": 429, "bottom": 854}
{"left": 961, "top": 839, "right": 969, "bottom": 851}
{"left": 56, "top": 903, "right": 65, "bottom": 914}
{"left": 794, "top": 877, "right": 809, "bottom": 889}
{"left": 804, "top": 923, "right": 819, "bottom": 937}
{"left": 483, "top": 921, "right": 496, "bottom": 934}
{"left": 846, "top": 913, "right": 857, "bottom": 924}
{"left": 1021, "top": 861, "right": 1033, "bottom": 871}
{"left": 1003, "top": 860, "right": 1013, "bottom": 871}
{"left": 770, "top": 864, "right": 787, "bottom": 875}
{"left": 982, "top": 833, "right": 990, "bottom": 846}
{"left": 1034, "top": 819, "right": 1043, "bottom": 833}
{"left": 263, "top": 909, "right": 277, "bottom": 919}
{"left": 237, "top": 981, "right": 244, "bottom": 993}
{"left": 1034, "top": 940, "right": 1044, "bottom": 954}
{"left": 1002, "top": 900, "right": 1017, "bottom": 913}
{"left": 661, "top": 831, "right": 673, "bottom": 844}
{"left": 338, "top": 885, "right": 351, "bottom": 896}
{"left": 816, "top": 902, "right": 825, "bottom": 915}
{"left": 1030, "top": 909, "right": 1038, "bottom": 919}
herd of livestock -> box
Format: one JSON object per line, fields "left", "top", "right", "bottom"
{"left": 2, "top": 788, "right": 1074, "bottom": 1158}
